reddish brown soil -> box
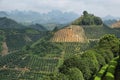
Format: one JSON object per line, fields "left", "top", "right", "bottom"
{"left": 51, "top": 25, "right": 88, "bottom": 42}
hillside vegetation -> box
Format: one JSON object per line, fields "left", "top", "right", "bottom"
{"left": 0, "top": 17, "right": 26, "bottom": 29}
{"left": 3, "top": 28, "right": 48, "bottom": 51}
{"left": 0, "top": 17, "right": 49, "bottom": 51}
{"left": 72, "top": 11, "right": 102, "bottom": 25}
{"left": 0, "top": 11, "right": 120, "bottom": 80}
{"left": 82, "top": 24, "right": 120, "bottom": 39}
{"left": 0, "top": 30, "right": 5, "bottom": 53}
{"left": 48, "top": 34, "right": 120, "bottom": 80}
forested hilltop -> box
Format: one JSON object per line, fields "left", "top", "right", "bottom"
{"left": 0, "top": 11, "right": 120, "bottom": 80}
{"left": 72, "top": 11, "right": 102, "bottom": 25}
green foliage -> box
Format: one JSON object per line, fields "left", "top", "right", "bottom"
{"left": 58, "top": 34, "right": 120, "bottom": 80}
{"left": 105, "top": 72, "right": 114, "bottom": 80}
{"left": 59, "top": 65, "right": 70, "bottom": 74}
{"left": 94, "top": 17, "right": 103, "bottom": 25}
{"left": 96, "top": 48, "right": 113, "bottom": 63}
{"left": 105, "top": 58, "right": 118, "bottom": 75}
{"left": 94, "top": 65, "right": 108, "bottom": 80}
{"left": 94, "top": 57, "right": 118, "bottom": 80}
{"left": 0, "top": 17, "right": 26, "bottom": 29}
{"left": 94, "top": 76, "right": 101, "bottom": 80}
{"left": 0, "top": 50, "right": 60, "bottom": 79}
{"left": 109, "top": 60, "right": 117, "bottom": 66}
{"left": 62, "top": 55, "right": 80, "bottom": 68}
{"left": 0, "top": 30, "right": 5, "bottom": 52}
{"left": 25, "top": 28, "right": 40, "bottom": 34}
{"left": 59, "top": 55, "right": 91, "bottom": 80}
{"left": 29, "top": 39, "right": 62, "bottom": 57}
{"left": 60, "top": 50, "right": 99, "bottom": 80}
{"left": 67, "top": 68, "right": 84, "bottom": 80}
{"left": 72, "top": 11, "right": 103, "bottom": 25}
{"left": 49, "top": 73, "right": 69, "bottom": 80}
{"left": 2, "top": 28, "right": 45, "bottom": 51}
{"left": 62, "top": 42, "right": 90, "bottom": 59}
{"left": 99, "top": 34, "right": 120, "bottom": 56}
{"left": 94, "top": 51, "right": 106, "bottom": 67}
{"left": 83, "top": 11, "right": 88, "bottom": 16}
{"left": 107, "top": 65, "right": 116, "bottom": 74}
{"left": 83, "top": 25, "right": 120, "bottom": 39}
{"left": 81, "top": 50, "right": 99, "bottom": 74}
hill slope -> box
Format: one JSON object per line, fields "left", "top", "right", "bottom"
{"left": 51, "top": 25, "right": 88, "bottom": 42}
{"left": 0, "top": 17, "right": 26, "bottom": 29}
{"left": 111, "top": 21, "right": 120, "bottom": 28}
{"left": 82, "top": 25, "right": 118, "bottom": 39}
{"left": 29, "top": 24, "right": 47, "bottom": 31}
{"left": 1, "top": 42, "right": 8, "bottom": 56}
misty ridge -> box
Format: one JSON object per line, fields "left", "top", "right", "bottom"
{"left": 0, "top": 10, "right": 79, "bottom": 24}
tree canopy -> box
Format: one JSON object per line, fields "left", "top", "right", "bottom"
{"left": 72, "top": 11, "right": 103, "bottom": 25}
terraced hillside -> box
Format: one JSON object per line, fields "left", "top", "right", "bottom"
{"left": 0, "top": 33, "right": 63, "bottom": 79}
{"left": 0, "top": 51, "right": 60, "bottom": 80}
{"left": 51, "top": 25, "right": 88, "bottom": 42}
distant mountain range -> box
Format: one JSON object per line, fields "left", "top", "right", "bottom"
{"left": 102, "top": 15, "right": 120, "bottom": 20}
{"left": 0, "top": 10, "right": 79, "bottom": 24}
{"left": 102, "top": 15, "right": 120, "bottom": 26}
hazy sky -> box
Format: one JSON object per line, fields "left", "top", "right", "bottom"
{"left": 0, "top": 0, "right": 120, "bottom": 17}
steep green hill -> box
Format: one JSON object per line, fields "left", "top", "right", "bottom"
{"left": 82, "top": 24, "right": 120, "bottom": 39}
{"left": 71, "top": 11, "right": 120, "bottom": 39}
{"left": 29, "top": 24, "right": 47, "bottom": 31}
{"left": 0, "top": 17, "right": 26, "bottom": 29}
{"left": 0, "top": 17, "right": 48, "bottom": 51}
{"left": 72, "top": 11, "right": 102, "bottom": 25}
{"left": 5, "top": 28, "right": 47, "bottom": 51}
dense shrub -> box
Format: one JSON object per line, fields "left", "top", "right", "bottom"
{"left": 72, "top": 11, "right": 103, "bottom": 25}
{"left": 58, "top": 34, "right": 120, "bottom": 80}
{"left": 109, "top": 60, "right": 117, "bottom": 66}
{"left": 96, "top": 48, "right": 113, "bottom": 63}
{"left": 77, "top": 58, "right": 92, "bottom": 80}
{"left": 105, "top": 72, "right": 114, "bottom": 80}
{"left": 104, "top": 57, "right": 118, "bottom": 80}
{"left": 59, "top": 56, "right": 91, "bottom": 80}
{"left": 107, "top": 65, "right": 116, "bottom": 74}
{"left": 81, "top": 50, "right": 99, "bottom": 74}
{"left": 94, "top": 65, "right": 108, "bottom": 80}
{"left": 67, "top": 68, "right": 84, "bottom": 80}
{"left": 91, "top": 50, "right": 106, "bottom": 68}
{"left": 99, "top": 34, "right": 120, "bottom": 56}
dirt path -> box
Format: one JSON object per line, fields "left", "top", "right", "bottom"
{"left": 1, "top": 42, "right": 8, "bottom": 56}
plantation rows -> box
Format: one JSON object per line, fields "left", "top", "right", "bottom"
{"left": 0, "top": 69, "right": 23, "bottom": 80}
{"left": 0, "top": 54, "right": 59, "bottom": 73}
{"left": 0, "top": 69, "right": 47, "bottom": 80}
{"left": 62, "top": 43, "right": 90, "bottom": 59}
{"left": 19, "top": 72, "right": 46, "bottom": 80}
{"left": 0, "top": 50, "right": 60, "bottom": 79}
{"left": 94, "top": 57, "right": 119, "bottom": 80}
{"left": 27, "top": 56, "right": 59, "bottom": 73}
